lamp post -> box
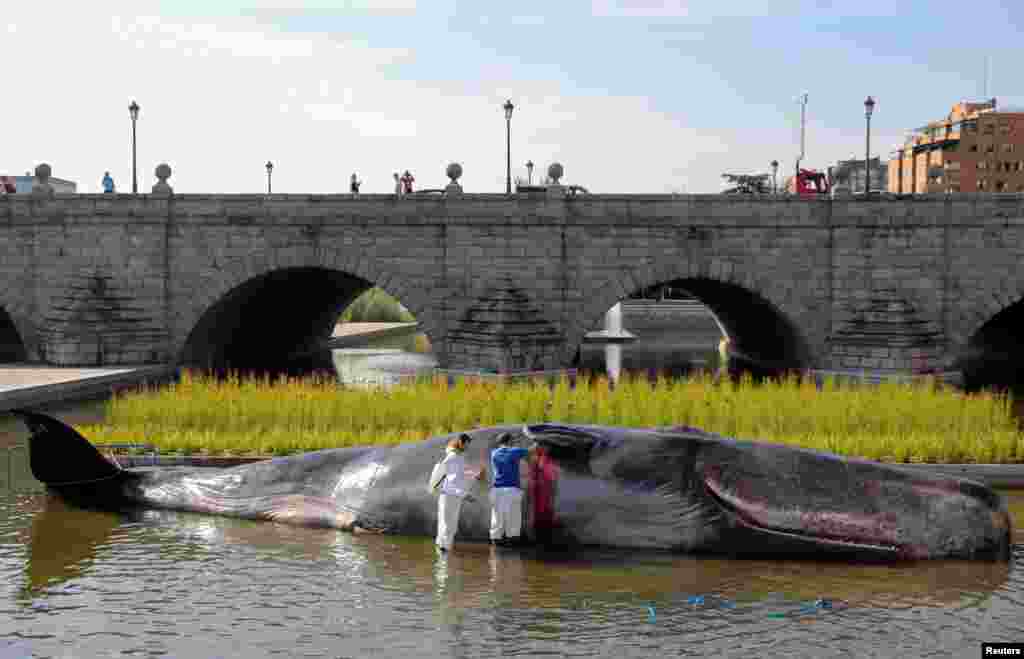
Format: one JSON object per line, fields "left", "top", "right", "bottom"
{"left": 864, "top": 96, "right": 875, "bottom": 195}
{"left": 770, "top": 160, "right": 779, "bottom": 195}
{"left": 265, "top": 161, "right": 273, "bottom": 194}
{"left": 503, "top": 99, "right": 514, "bottom": 194}
{"left": 128, "top": 100, "right": 140, "bottom": 194}
{"left": 526, "top": 160, "right": 534, "bottom": 186}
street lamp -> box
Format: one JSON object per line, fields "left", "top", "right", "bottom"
{"left": 128, "top": 100, "right": 140, "bottom": 194}
{"left": 503, "top": 99, "right": 514, "bottom": 194}
{"left": 864, "top": 96, "right": 876, "bottom": 195}
{"left": 770, "top": 160, "right": 779, "bottom": 195}
{"left": 526, "top": 160, "right": 534, "bottom": 186}
{"left": 265, "top": 161, "right": 273, "bottom": 194}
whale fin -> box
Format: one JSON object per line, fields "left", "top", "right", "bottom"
{"left": 10, "top": 409, "right": 124, "bottom": 488}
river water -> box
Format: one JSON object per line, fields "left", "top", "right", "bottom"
{"left": 0, "top": 479, "right": 1020, "bottom": 659}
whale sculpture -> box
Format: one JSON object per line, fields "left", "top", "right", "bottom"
{"left": 13, "top": 409, "right": 1012, "bottom": 561}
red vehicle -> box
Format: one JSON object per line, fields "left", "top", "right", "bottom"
{"left": 794, "top": 168, "right": 830, "bottom": 196}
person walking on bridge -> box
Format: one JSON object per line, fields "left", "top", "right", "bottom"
{"left": 102, "top": 172, "right": 115, "bottom": 194}
{"left": 350, "top": 173, "right": 361, "bottom": 194}
{"left": 488, "top": 432, "right": 536, "bottom": 546}
{"left": 400, "top": 170, "right": 415, "bottom": 194}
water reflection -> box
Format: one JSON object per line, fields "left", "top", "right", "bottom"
{"left": 333, "top": 349, "right": 438, "bottom": 387}
{"left": 3, "top": 492, "right": 1022, "bottom": 658}
{"left": 14, "top": 487, "right": 1023, "bottom": 614}
{"left": 22, "top": 494, "right": 120, "bottom": 594}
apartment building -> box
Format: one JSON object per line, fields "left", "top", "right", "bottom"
{"left": 829, "top": 157, "right": 887, "bottom": 194}
{"left": 887, "top": 99, "right": 1024, "bottom": 194}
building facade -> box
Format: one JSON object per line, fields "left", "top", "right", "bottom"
{"left": 829, "top": 157, "right": 887, "bottom": 194}
{"left": 888, "top": 99, "right": 1024, "bottom": 194}
{"left": 0, "top": 174, "right": 77, "bottom": 194}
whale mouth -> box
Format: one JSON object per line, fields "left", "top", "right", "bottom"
{"left": 703, "top": 470, "right": 905, "bottom": 557}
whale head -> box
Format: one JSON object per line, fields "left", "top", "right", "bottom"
{"left": 522, "top": 424, "right": 1012, "bottom": 561}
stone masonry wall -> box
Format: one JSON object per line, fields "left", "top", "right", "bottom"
{"left": 1, "top": 192, "right": 1024, "bottom": 375}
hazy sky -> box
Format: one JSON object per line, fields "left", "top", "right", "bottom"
{"left": 4, "top": 1, "right": 1023, "bottom": 193}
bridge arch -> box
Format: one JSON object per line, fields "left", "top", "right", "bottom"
{"left": 175, "top": 251, "right": 440, "bottom": 373}
{"left": 0, "top": 304, "right": 28, "bottom": 362}
{"left": 956, "top": 282, "right": 1024, "bottom": 390}
{"left": 569, "top": 257, "right": 813, "bottom": 374}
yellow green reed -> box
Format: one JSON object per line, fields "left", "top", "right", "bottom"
{"left": 74, "top": 369, "right": 1024, "bottom": 463}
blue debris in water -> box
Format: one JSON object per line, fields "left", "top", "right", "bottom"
{"left": 719, "top": 600, "right": 736, "bottom": 609}
{"left": 647, "top": 605, "right": 656, "bottom": 623}
{"left": 687, "top": 595, "right": 704, "bottom": 606}
{"left": 776, "top": 598, "right": 838, "bottom": 618}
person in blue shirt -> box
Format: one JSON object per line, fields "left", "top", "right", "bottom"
{"left": 488, "top": 432, "right": 536, "bottom": 546}
{"left": 102, "top": 172, "right": 115, "bottom": 194}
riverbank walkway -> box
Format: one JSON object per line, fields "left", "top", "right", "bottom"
{"left": 0, "top": 364, "right": 178, "bottom": 412}
{"left": 0, "top": 323, "right": 416, "bottom": 412}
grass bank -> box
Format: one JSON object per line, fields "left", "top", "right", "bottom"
{"left": 74, "top": 371, "right": 1024, "bottom": 463}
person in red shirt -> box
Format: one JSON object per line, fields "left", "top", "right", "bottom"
{"left": 527, "top": 445, "right": 559, "bottom": 545}
{"left": 400, "top": 170, "right": 414, "bottom": 194}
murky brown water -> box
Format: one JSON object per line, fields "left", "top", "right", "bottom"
{"left": 0, "top": 485, "right": 1020, "bottom": 658}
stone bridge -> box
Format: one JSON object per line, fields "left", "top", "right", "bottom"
{"left": 3, "top": 176, "right": 1024, "bottom": 383}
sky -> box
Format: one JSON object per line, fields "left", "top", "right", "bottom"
{"left": 3, "top": 1, "right": 1024, "bottom": 194}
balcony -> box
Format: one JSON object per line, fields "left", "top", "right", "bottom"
{"left": 912, "top": 137, "right": 960, "bottom": 154}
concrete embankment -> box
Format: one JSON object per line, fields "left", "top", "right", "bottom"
{"left": 328, "top": 322, "right": 419, "bottom": 349}
{"left": 0, "top": 364, "right": 178, "bottom": 413}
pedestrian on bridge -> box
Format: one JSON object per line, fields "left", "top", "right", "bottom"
{"left": 350, "top": 173, "right": 361, "bottom": 194}
{"left": 393, "top": 172, "right": 402, "bottom": 195}
{"left": 400, "top": 170, "right": 415, "bottom": 194}
{"left": 102, "top": 172, "right": 115, "bottom": 194}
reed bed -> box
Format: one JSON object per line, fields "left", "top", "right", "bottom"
{"left": 75, "top": 370, "right": 1024, "bottom": 463}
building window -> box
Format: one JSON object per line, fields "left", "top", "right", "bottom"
{"left": 970, "top": 144, "right": 979, "bottom": 152}
{"left": 986, "top": 144, "right": 996, "bottom": 153}
{"left": 979, "top": 161, "right": 987, "bottom": 170}
{"left": 999, "top": 123, "right": 1011, "bottom": 135}
{"left": 1002, "top": 143, "right": 1015, "bottom": 153}
{"left": 995, "top": 181, "right": 1006, "bottom": 192}
{"left": 979, "top": 179, "right": 988, "bottom": 190}
{"left": 983, "top": 123, "right": 995, "bottom": 135}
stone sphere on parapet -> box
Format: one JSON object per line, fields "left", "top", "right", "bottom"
{"left": 548, "top": 162, "right": 563, "bottom": 183}
{"left": 155, "top": 163, "right": 172, "bottom": 182}
{"left": 446, "top": 163, "right": 463, "bottom": 182}
{"left": 35, "top": 163, "right": 52, "bottom": 182}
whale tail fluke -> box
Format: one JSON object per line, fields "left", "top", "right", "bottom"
{"left": 10, "top": 409, "right": 126, "bottom": 491}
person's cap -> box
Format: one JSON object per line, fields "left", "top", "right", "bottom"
{"left": 497, "top": 432, "right": 514, "bottom": 445}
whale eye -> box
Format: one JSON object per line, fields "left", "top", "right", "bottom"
{"left": 522, "top": 424, "right": 616, "bottom": 458}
